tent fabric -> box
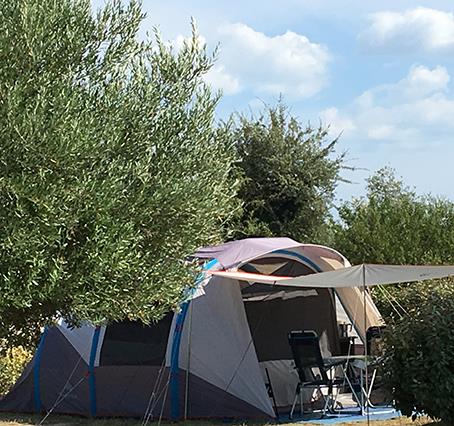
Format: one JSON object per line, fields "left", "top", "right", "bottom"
{"left": 259, "top": 360, "right": 309, "bottom": 407}
{"left": 94, "top": 366, "right": 168, "bottom": 417}
{"left": 193, "top": 238, "right": 351, "bottom": 273}
{"left": 192, "top": 237, "right": 303, "bottom": 269}
{"left": 335, "top": 287, "right": 384, "bottom": 342}
{"left": 280, "top": 264, "right": 454, "bottom": 287}
{"left": 212, "top": 264, "right": 454, "bottom": 288}
{"left": 0, "top": 361, "right": 35, "bottom": 412}
{"left": 39, "top": 328, "right": 90, "bottom": 415}
{"left": 177, "top": 275, "right": 275, "bottom": 418}
{"left": 212, "top": 270, "right": 288, "bottom": 283}
{"left": 56, "top": 320, "right": 104, "bottom": 366}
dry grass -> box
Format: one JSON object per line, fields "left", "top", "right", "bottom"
{"left": 321, "top": 418, "right": 435, "bottom": 426}
{"left": 0, "top": 413, "right": 439, "bottom": 426}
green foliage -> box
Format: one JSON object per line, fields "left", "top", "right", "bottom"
{"left": 0, "top": 345, "right": 32, "bottom": 396}
{"left": 334, "top": 168, "right": 454, "bottom": 421}
{"left": 334, "top": 167, "right": 454, "bottom": 318}
{"left": 231, "top": 103, "right": 344, "bottom": 243}
{"left": 334, "top": 167, "right": 454, "bottom": 265}
{"left": 0, "top": 0, "right": 239, "bottom": 347}
{"left": 383, "top": 280, "right": 454, "bottom": 422}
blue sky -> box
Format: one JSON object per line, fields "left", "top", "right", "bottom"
{"left": 95, "top": 0, "right": 454, "bottom": 204}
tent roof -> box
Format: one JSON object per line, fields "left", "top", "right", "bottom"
{"left": 192, "top": 237, "right": 302, "bottom": 269}
{"left": 212, "top": 264, "right": 454, "bottom": 288}
{"left": 192, "top": 237, "right": 348, "bottom": 270}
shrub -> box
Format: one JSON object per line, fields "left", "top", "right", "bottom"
{"left": 382, "top": 279, "right": 454, "bottom": 422}
{"left": 0, "top": 345, "right": 32, "bottom": 396}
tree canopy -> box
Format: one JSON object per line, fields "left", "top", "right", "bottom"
{"left": 231, "top": 104, "right": 344, "bottom": 243}
{"left": 334, "top": 167, "right": 454, "bottom": 265}
{"left": 0, "top": 0, "right": 239, "bottom": 346}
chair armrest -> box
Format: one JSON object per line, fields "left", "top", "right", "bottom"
{"left": 323, "top": 358, "right": 347, "bottom": 368}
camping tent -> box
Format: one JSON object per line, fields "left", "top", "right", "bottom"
{"left": 0, "top": 237, "right": 383, "bottom": 420}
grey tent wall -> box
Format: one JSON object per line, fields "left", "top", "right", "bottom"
{"left": 0, "top": 327, "right": 90, "bottom": 415}
{"left": 176, "top": 274, "right": 275, "bottom": 419}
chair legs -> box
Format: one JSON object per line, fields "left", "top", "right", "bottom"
{"left": 289, "top": 383, "right": 332, "bottom": 420}
{"left": 289, "top": 383, "right": 301, "bottom": 420}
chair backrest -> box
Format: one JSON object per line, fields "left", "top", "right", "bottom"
{"left": 288, "top": 330, "right": 328, "bottom": 382}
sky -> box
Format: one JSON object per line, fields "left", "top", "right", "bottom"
{"left": 94, "top": 0, "right": 454, "bottom": 204}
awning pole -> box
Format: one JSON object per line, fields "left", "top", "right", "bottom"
{"left": 363, "top": 265, "right": 370, "bottom": 425}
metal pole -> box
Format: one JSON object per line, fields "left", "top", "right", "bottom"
{"left": 362, "top": 265, "right": 370, "bottom": 426}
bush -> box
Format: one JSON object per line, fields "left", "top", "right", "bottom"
{"left": 383, "top": 279, "right": 454, "bottom": 422}
{"left": 0, "top": 345, "right": 32, "bottom": 396}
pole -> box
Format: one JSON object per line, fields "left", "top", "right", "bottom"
{"left": 362, "top": 265, "right": 370, "bottom": 426}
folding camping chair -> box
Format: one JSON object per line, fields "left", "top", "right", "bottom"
{"left": 264, "top": 367, "right": 279, "bottom": 420}
{"left": 288, "top": 330, "right": 345, "bottom": 419}
{"left": 341, "top": 326, "right": 388, "bottom": 411}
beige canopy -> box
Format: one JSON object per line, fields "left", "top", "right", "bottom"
{"left": 212, "top": 264, "right": 454, "bottom": 288}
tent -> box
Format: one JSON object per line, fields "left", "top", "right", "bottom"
{"left": 0, "top": 237, "right": 385, "bottom": 420}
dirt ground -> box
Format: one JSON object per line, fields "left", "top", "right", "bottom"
{"left": 0, "top": 413, "right": 437, "bottom": 426}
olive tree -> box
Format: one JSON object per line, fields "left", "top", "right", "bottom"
{"left": 0, "top": 0, "right": 239, "bottom": 347}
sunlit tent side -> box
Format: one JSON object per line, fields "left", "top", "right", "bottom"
{"left": 0, "top": 238, "right": 408, "bottom": 421}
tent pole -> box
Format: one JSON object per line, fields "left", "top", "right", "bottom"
{"left": 362, "top": 265, "right": 370, "bottom": 425}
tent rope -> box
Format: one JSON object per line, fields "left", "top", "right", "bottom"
{"left": 38, "top": 375, "right": 86, "bottom": 425}
{"left": 143, "top": 371, "right": 171, "bottom": 426}
{"left": 377, "top": 286, "right": 403, "bottom": 318}
{"left": 37, "top": 357, "right": 82, "bottom": 425}
{"left": 377, "top": 285, "right": 408, "bottom": 317}
{"left": 142, "top": 356, "right": 168, "bottom": 426}
{"left": 156, "top": 373, "right": 171, "bottom": 426}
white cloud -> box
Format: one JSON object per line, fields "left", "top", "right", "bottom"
{"left": 323, "top": 65, "right": 454, "bottom": 147}
{"left": 320, "top": 107, "right": 356, "bottom": 136}
{"left": 360, "top": 7, "right": 454, "bottom": 53}
{"left": 171, "top": 24, "right": 330, "bottom": 98}
{"left": 217, "top": 23, "right": 330, "bottom": 98}
{"left": 204, "top": 65, "right": 241, "bottom": 95}
{"left": 356, "top": 65, "right": 450, "bottom": 107}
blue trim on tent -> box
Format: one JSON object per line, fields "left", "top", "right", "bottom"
{"left": 33, "top": 327, "right": 49, "bottom": 413}
{"left": 170, "top": 301, "right": 189, "bottom": 420}
{"left": 271, "top": 249, "right": 322, "bottom": 272}
{"left": 89, "top": 326, "right": 101, "bottom": 417}
{"left": 170, "top": 258, "right": 218, "bottom": 421}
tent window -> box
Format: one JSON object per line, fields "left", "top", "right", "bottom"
{"left": 100, "top": 313, "right": 173, "bottom": 366}
{"left": 241, "top": 257, "right": 314, "bottom": 277}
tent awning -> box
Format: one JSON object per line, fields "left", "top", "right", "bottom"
{"left": 211, "top": 264, "right": 454, "bottom": 288}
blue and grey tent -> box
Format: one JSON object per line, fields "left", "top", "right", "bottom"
{"left": 0, "top": 237, "right": 383, "bottom": 420}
